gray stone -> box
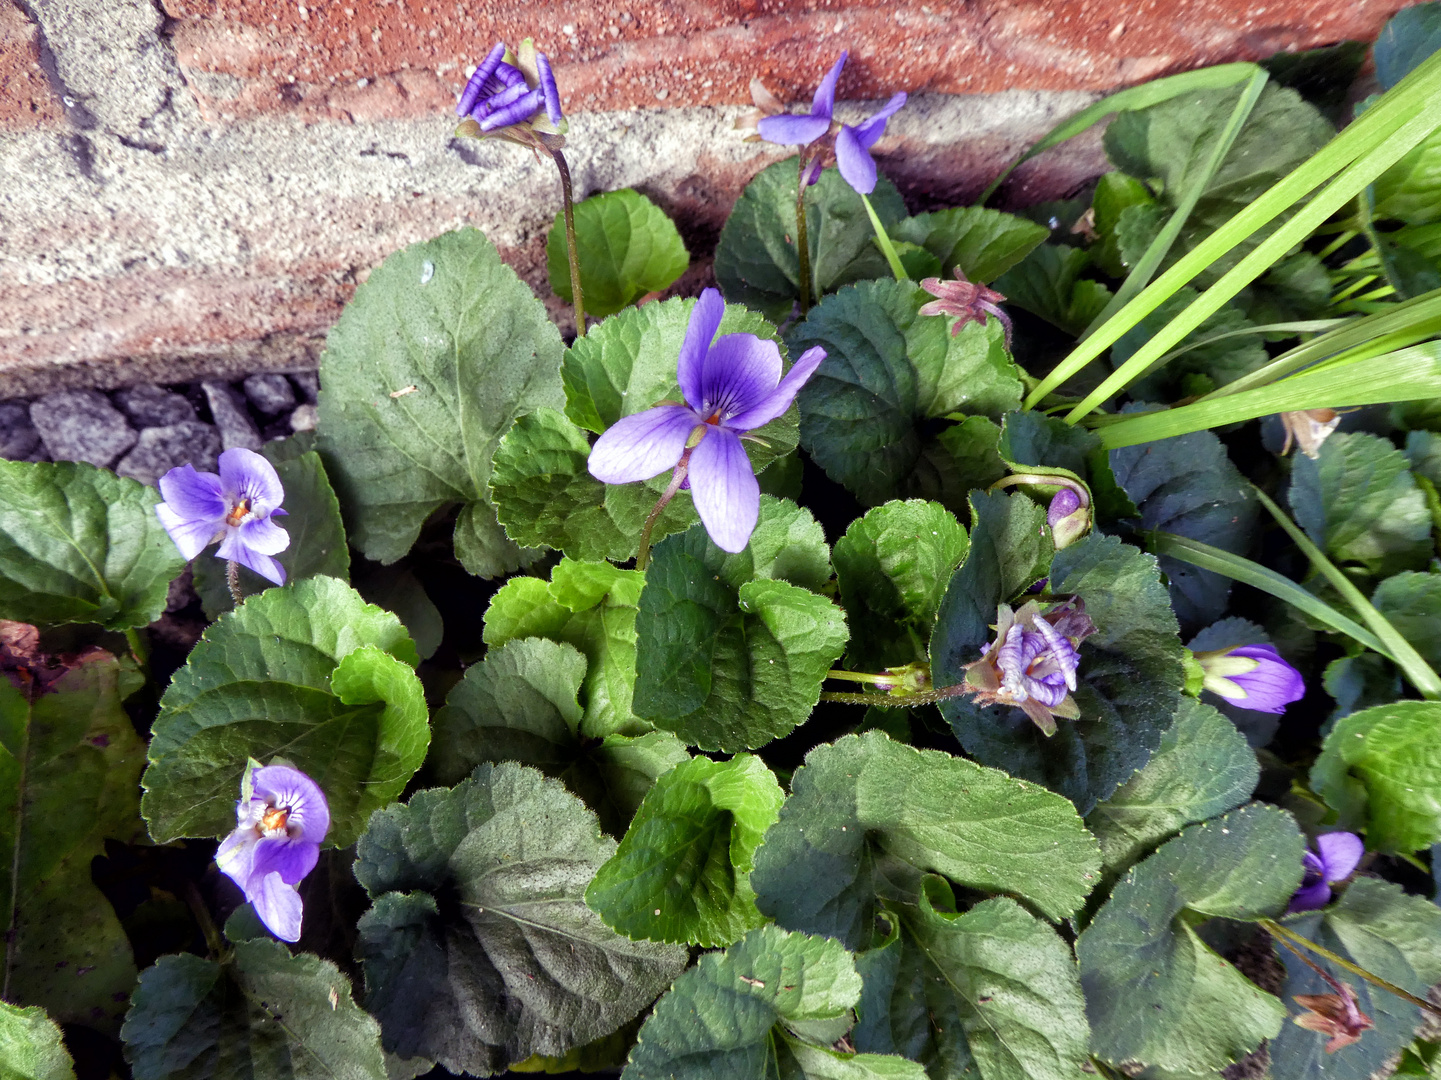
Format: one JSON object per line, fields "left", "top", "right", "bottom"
{"left": 290, "top": 372, "right": 320, "bottom": 405}
{"left": 30, "top": 389, "right": 137, "bottom": 467}
{"left": 289, "top": 403, "right": 318, "bottom": 433}
{"left": 202, "top": 382, "right": 261, "bottom": 451}
{"left": 114, "top": 421, "right": 222, "bottom": 486}
{"left": 243, "top": 373, "right": 296, "bottom": 415}
{"left": 0, "top": 402, "right": 43, "bottom": 461}
{"left": 113, "top": 384, "right": 196, "bottom": 427}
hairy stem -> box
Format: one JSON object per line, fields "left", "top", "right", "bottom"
{"left": 860, "top": 192, "right": 907, "bottom": 281}
{"left": 1261, "top": 918, "right": 1441, "bottom": 1018}
{"left": 820, "top": 684, "right": 969, "bottom": 707}
{"left": 549, "top": 147, "right": 587, "bottom": 337}
{"left": 796, "top": 152, "right": 812, "bottom": 316}
{"left": 636, "top": 449, "right": 693, "bottom": 571}
{"left": 226, "top": 561, "right": 244, "bottom": 605}
{"left": 183, "top": 881, "right": 227, "bottom": 960}
{"left": 826, "top": 669, "right": 897, "bottom": 685}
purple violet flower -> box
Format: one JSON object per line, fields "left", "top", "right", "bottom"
{"left": 1195, "top": 643, "right": 1306, "bottom": 714}
{"left": 587, "top": 288, "right": 826, "bottom": 553}
{"left": 156, "top": 447, "right": 290, "bottom": 587}
{"left": 962, "top": 599, "right": 1097, "bottom": 735}
{"left": 1289, "top": 831, "right": 1364, "bottom": 913}
{"left": 756, "top": 51, "right": 907, "bottom": 194}
{"left": 455, "top": 39, "right": 565, "bottom": 145}
{"left": 216, "top": 762, "right": 330, "bottom": 942}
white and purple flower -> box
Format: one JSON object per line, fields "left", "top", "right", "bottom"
{"left": 587, "top": 288, "right": 826, "bottom": 553}
{"left": 962, "top": 599, "right": 1097, "bottom": 735}
{"left": 1195, "top": 643, "right": 1306, "bottom": 714}
{"left": 1289, "top": 831, "right": 1364, "bottom": 913}
{"left": 216, "top": 762, "right": 330, "bottom": 942}
{"left": 155, "top": 447, "right": 290, "bottom": 587}
{"left": 756, "top": 51, "right": 907, "bottom": 195}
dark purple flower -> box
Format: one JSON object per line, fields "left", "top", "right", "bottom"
{"left": 756, "top": 51, "right": 906, "bottom": 195}
{"left": 156, "top": 447, "right": 289, "bottom": 586}
{"left": 216, "top": 762, "right": 330, "bottom": 942}
{"left": 455, "top": 39, "right": 565, "bottom": 144}
{"left": 1289, "top": 831, "right": 1364, "bottom": 913}
{"left": 918, "top": 271, "right": 1013, "bottom": 350}
{"left": 1195, "top": 643, "right": 1306, "bottom": 714}
{"left": 587, "top": 288, "right": 826, "bottom": 552}
{"left": 962, "top": 599, "right": 1096, "bottom": 735}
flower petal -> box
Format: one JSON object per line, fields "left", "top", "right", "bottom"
{"left": 215, "top": 533, "right": 287, "bottom": 587}
{"left": 1228, "top": 644, "right": 1306, "bottom": 713}
{"left": 811, "top": 51, "right": 847, "bottom": 119}
{"left": 1315, "top": 831, "right": 1364, "bottom": 883}
{"left": 251, "top": 835, "right": 321, "bottom": 887}
{"left": 218, "top": 448, "right": 284, "bottom": 510}
{"left": 479, "top": 86, "right": 544, "bottom": 130}
{"left": 535, "top": 51, "right": 563, "bottom": 124}
{"left": 237, "top": 514, "right": 291, "bottom": 557}
{"left": 156, "top": 502, "right": 222, "bottom": 561}
{"left": 677, "top": 289, "right": 726, "bottom": 411}
{"left": 852, "top": 92, "right": 908, "bottom": 150}
{"left": 587, "top": 406, "right": 699, "bottom": 484}
{"left": 834, "top": 124, "right": 878, "bottom": 194}
{"left": 688, "top": 427, "right": 760, "bottom": 553}
{"left": 756, "top": 113, "right": 832, "bottom": 146}
{"left": 700, "top": 334, "right": 781, "bottom": 420}
{"left": 457, "top": 43, "right": 507, "bottom": 116}
{"left": 725, "top": 345, "right": 827, "bottom": 431}
{"left": 1288, "top": 880, "right": 1333, "bottom": 913}
{"left": 216, "top": 828, "right": 257, "bottom": 886}
{"left": 251, "top": 765, "right": 331, "bottom": 843}
{"left": 250, "top": 871, "right": 303, "bottom": 942}
{"left": 157, "top": 464, "right": 227, "bottom": 529}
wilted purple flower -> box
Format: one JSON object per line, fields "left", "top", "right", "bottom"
{"left": 1195, "top": 643, "right": 1305, "bottom": 714}
{"left": 756, "top": 51, "right": 907, "bottom": 194}
{"left": 587, "top": 288, "right": 826, "bottom": 553}
{"left": 1289, "top": 832, "right": 1364, "bottom": 913}
{"left": 455, "top": 39, "right": 565, "bottom": 146}
{"left": 156, "top": 448, "right": 289, "bottom": 587}
{"left": 962, "top": 599, "right": 1097, "bottom": 735}
{"left": 918, "top": 271, "right": 1014, "bottom": 350}
{"left": 216, "top": 762, "right": 330, "bottom": 942}
{"left": 1293, "top": 982, "right": 1373, "bottom": 1053}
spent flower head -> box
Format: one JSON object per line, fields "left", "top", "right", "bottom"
{"left": 587, "top": 288, "right": 826, "bottom": 553}
{"left": 1289, "top": 831, "right": 1364, "bottom": 913}
{"left": 1292, "top": 981, "right": 1373, "bottom": 1053}
{"left": 156, "top": 447, "right": 290, "bottom": 587}
{"left": 1194, "top": 642, "right": 1305, "bottom": 714}
{"left": 454, "top": 39, "right": 566, "bottom": 150}
{"left": 962, "top": 598, "right": 1096, "bottom": 735}
{"left": 216, "top": 762, "right": 330, "bottom": 942}
{"left": 919, "top": 270, "right": 1014, "bottom": 351}
{"left": 756, "top": 51, "right": 907, "bottom": 194}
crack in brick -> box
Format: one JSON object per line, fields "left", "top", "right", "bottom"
{"left": 10, "top": 0, "right": 98, "bottom": 129}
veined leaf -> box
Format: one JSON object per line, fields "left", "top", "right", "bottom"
{"left": 0, "top": 1002, "right": 75, "bottom": 1080}
{"left": 546, "top": 188, "right": 689, "bottom": 317}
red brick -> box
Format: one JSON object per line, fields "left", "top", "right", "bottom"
{"left": 161, "top": 0, "right": 1412, "bottom": 123}
{"left": 0, "top": 2, "right": 66, "bottom": 131}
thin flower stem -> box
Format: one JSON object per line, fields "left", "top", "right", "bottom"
{"left": 860, "top": 192, "right": 908, "bottom": 281}
{"left": 549, "top": 147, "right": 587, "bottom": 337}
{"left": 796, "top": 152, "right": 812, "bottom": 316}
{"left": 820, "top": 684, "right": 969, "bottom": 707}
{"left": 826, "top": 669, "right": 895, "bottom": 685}
{"left": 123, "top": 627, "right": 151, "bottom": 682}
{"left": 182, "top": 881, "right": 227, "bottom": 960}
{"left": 226, "top": 560, "right": 244, "bottom": 605}
{"left": 1261, "top": 918, "right": 1441, "bottom": 1018}
{"left": 636, "top": 450, "right": 692, "bottom": 571}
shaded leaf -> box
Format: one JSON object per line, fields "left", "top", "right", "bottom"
{"left": 998, "top": 410, "right": 1101, "bottom": 477}
{"left": 354, "top": 566, "right": 444, "bottom": 663}
{"left": 1374, "top": 3, "right": 1441, "bottom": 89}
{"left": 1110, "top": 290, "right": 1269, "bottom": 399}
{"left": 992, "top": 245, "right": 1113, "bottom": 337}
{"left": 546, "top": 189, "right": 689, "bottom": 317}
{"left": 1371, "top": 570, "right": 1441, "bottom": 671}
{"left": 890, "top": 207, "right": 1049, "bottom": 284}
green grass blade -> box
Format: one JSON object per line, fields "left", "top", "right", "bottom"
{"left": 1149, "top": 532, "right": 1393, "bottom": 659}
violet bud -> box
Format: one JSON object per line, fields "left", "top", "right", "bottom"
{"left": 1194, "top": 643, "right": 1305, "bottom": 714}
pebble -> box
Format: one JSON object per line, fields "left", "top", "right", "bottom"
{"left": 115, "top": 421, "right": 223, "bottom": 486}
{"left": 0, "top": 402, "right": 43, "bottom": 461}
{"left": 29, "top": 389, "right": 137, "bottom": 467}
{"left": 290, "top": 371, "right": 320, "bottom": 405}
{"left": 113, "top": 384, "right": 196, "bottom": 427}
{"left": 243, "top": 373, "right": 297, "bottom": 416}
{"left": 202, "top": 382, "right": 262, "bottom": 451}
{"left": 290, "top": 403, "right": 319, "bottom": 432}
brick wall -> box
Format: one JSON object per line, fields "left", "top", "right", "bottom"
{"left": 0, "top": 0, "right": 1415, "bottom": 395}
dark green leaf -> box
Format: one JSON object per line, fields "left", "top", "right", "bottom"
{"left": 1240, "top": 250, "right": 1336, "bottom": 325}
{"left": 1310, "top": 699, "right": 1441, "bottom": 853}
{"left": 1323, "top": 652, "right": 1401, "bottom": 723}
{"left": 430, "top": 637, "right": 688, "bottom": 834}
{"left": 623, "top": 923, "right": 924, "bottom": 1080}
{"left": 832, "top": 499, "right": 968, "bottom": 669}
{"left": 0, "top": 1003, "right": 75, "bottom": 1080}
{"left": 752, "top": 729, "right": 1102, "bottom": 935}
{"left": 142, "top": 576, "right": 426, "bottom": 847}
{"left": 889, "top": 207, "right": 1049, "bottom": 284}
{"left": 1375, "top": 3, "right": 1441, "bottom": 89}
{"left": 1270, "top": 877, "right": 1441, "bottom": 1080}
{"left": 714, "top": 161, "right": 907, "bottom": 321}
{"left": 483, "top": 558, "right": 646, "bottom": 736}
{"left": 790, "top": 279, "right": 1022, "bottom": 507}
{"left": 121, "top": 937, "right": 385, "bottom": 1080}
{"left": 633, "top": 506, "right": 847, "bottom": 752}
{"left": 933, "top": 503, "right": 1186, "bottom": 814}
{"left": 998, "top": 410, "right": 1101, "bottom": 477}
{"left": 546, "top": 189, "right": 689, "bottom": 317}
{"left": 194, "top": 445, "right": 351, "bottom": 619}
{"left": 0, "top": 460, "right": 186, "bottom": 631}
{"left": 1289, "top": 432, "right": 1433, "bottom": 581}
{"left": 317, "top": 227, "right": 565, "bottom": 577}
{"left": 1371, "top": 570, "right": 1441, "bottom": 671}
{"left": 1111, "top": 290, "right": 1270, "bottom": 398}
{"left": 1371, "top": 127, "right": 1441, "bottom": 226}
{"left": 993, "top": 244, "right": 1113, "bottom": 337}
{"left": 0, "top": 650, "right": 145, "bottom": 1036}
{"left": 930, "top": 416, "right": 1010, "bottom": 511}
{"left": 1086, "top": 698, "right": 1258, "bottom": 873}
{"left": 1091, "top": 172, "right": 1157, "bottom": 277}
{"left": 586, "top": 753, "right": 783, "bottom": 946}
{"left": 1109, "top": 424, "right": 1259, "bottom": 631}
{"left": 353, "top": 565, "right": 443, "bottom": 662}
{"left": 353, "top": 763, "right": 688, "bottom": 1076}
{"left": 1260, "top": 42, "right": 1367, "bottom": 122}
{"left": 1078, "top": 804, "right": 1304, "bottom": 1072}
